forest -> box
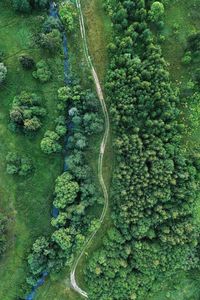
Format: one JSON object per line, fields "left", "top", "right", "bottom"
{"left": 83, "top": 0, "right": 200, "bottom": 299}
{"left": 0, "top": 0, "right": 200, "bottom": 299}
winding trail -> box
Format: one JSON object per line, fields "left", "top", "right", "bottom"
{"left": 70, "top": 0, "right": 110, "bottom": 298}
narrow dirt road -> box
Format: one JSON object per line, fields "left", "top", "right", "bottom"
{"left": 70, "top": 0, "right": 110, "bottom": 298}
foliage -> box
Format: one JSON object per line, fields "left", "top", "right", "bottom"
{"left": 42, "top": 16, "right": 62, "bottom": 33}
{"left": 59, "top": 3, "right": 77, "bottom": 33}
{"left": 11, "top": 0, "right": 31, "bottom": 13}
{"left": 32, "top": 60, "right": 52, "bottom": 83}
{"left": 38, "top": 29, "right": 62, "bottom": 54}
{"left": 6, "top": 152, "right": 33, "bottom": 176}
{"left": 41, "top": 130, "right": 62, "bottom": 154}
{"left": 10, "top": 91, "right": 46, "bottom": 132}
{"left": 0, "top": 213, "right": 8, "bottom": 257}
{"left": 149, "top": 1, "right": 165, "bottom": 22}
{"left": 26, "top": 83, "right": 104, "bottom": 292}
{"left": 0, "top": 63, "right": 7, "bottom": 85}
{"left": 84, "top": 0, "right": 199, "bottom": 299}
{"left": 11, "top": 0, "right": 49, "bottom": 12}
{"left": 19, "top": 55, "right": 35, "bottom": 69}
{"left": 53, "top": 172, "right": 79, "bottom": 209}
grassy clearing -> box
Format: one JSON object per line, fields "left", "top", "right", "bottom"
{"left": 0, "top": 3, "right": 63, "bottom": 299}
{"left": 148, "top": 1, "right": 200, "bottom": 299}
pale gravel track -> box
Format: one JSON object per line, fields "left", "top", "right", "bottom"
{"left": 70, "top": 0, "right": 110, "bottom": 298}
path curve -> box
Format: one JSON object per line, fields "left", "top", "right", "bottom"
{"left": 70, "top": 0, "right": 110, "bottom": 298}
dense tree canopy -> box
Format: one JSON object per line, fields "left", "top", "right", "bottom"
{"left": 84, "top": 0, "right": 199, "bottom": 299}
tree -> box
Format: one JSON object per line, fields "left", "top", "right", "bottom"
{"left": 55, "top": 125, "right": 67, "bottom": 137}
{"left": 24, "top": 117, "right": 41, "bottom": 131}
{"left": 0, "top": 63, "right": 7, "bottom": 85}
{"left": 53, "top": 172, "right": 79, "bottom": 209}
{"left": 149, "top": 1, "right": 165, "bottom": 22}
{"left": 32, "top": 60, "right": 52, "bottom": 83}
{"left": 33, "top": 0, "right": 49, "bottom": 9}
{"left": 43, "top": 16, "right": 62, "bottom": 33}
{"left": 59, "top": 3, "right": 77, "bottom": 32}
{"left": 19, "top": 56, "right": 35, "bottom": 69}
{"left": 11, "top": 0, "right": 31, "bottom": 12}
{"left": 51, "top": 228, "right": 72, "bottom": 252}
{"left": 39, "top": 29, "right": 62, "bottom": 54}
{"left": 6, "top": 152, "right": 33, "bottom": 176}
{"left": 10, "top": 91, "right": 46, "bottom": 132}
{"left": 41, "top": 130, "right": 62, "bottom": 154}
{"left": 0, "top": 212, "right": 8, "bottom": 256}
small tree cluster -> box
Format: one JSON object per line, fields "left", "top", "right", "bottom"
{"left": 59, "top": 2, "right": 77, "bottom": 32}
{"left": 32, "top": 60, "right": 52, "bottom": 83}
{"left": 6, "top": 152, "right": 33, "bottom": 176}
{"left": 10, "top": 91, "right": 46, "bottom": 132}
{"left": 38, "top": 29, "right": 62, "bottom": 54}
{"left": 41, "top": 130, "right": 62, "bottom": 154}
{"left": 11, "top": 0, "right": 49, "bottom": 13}
{"left": 19, "top": 55, "right": 35, "bottom": 70}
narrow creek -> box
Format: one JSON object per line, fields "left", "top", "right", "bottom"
{"left": 26, "top": 2, "right": 70, "bottom": 299}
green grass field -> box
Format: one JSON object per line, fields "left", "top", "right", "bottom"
{"left": 0, "top": 2, "right": 63, "bottom": 299}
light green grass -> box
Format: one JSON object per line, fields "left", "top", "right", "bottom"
{"left": 0, "top": 3, "right": 63, "bottom": 299}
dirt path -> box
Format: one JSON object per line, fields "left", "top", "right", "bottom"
{"left": 70, "top": 0, "right": 110, "bottom": 298}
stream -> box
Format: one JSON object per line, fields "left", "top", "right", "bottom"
{"left": 26, "top": 2, "right": 70, "bottom": 299}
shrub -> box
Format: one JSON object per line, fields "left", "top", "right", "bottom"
{"left": 55, "top": 125, "right": 67, "bottom": 137}
{"left": 0, "top": 51, "right": 5, "bottom": 62}
{"left": 0, "top": 63, "right": 7, "bottom": 85}
{"left": 12, "top": 0, "right": 31, "bottom": 13}
{"left": 10, "top": 91, "right": 46, "bottom": 132}
{"left": 53, "top": 172, "right": 79, "bottom": 209}
{"left": 59, "top": 3, "right": 77, "bottom": 32}
{"left": 182, "top": 51, "right": 192, "bottom": 65}
{"left": 6, "top": 152, "right": 33, "bottom": 176}
{"left": 43, "top": 16, "right": 62, "bottom": 33}
{"left": 39, "top": 29, "right": 62, "bottom": 54}
{"left": 32, "top": 60, "right": 52, "bottom": 83}
{"left": 0, "top": 212, "right": 8, "bottom": 256}
{"left": 19, "top": 56, "right": 35, "bottom": 69}
{"left": 41, "top": 130, "right": 62, "bottom": 154}
{"left": 149, "top": 1, "right": 165, "bottom": 22}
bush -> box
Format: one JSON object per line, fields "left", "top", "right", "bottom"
{"left": 41, "top": 130, "right": 62, "bottom": 154}
{"left": 12, "top": 0, "right": 31, "bottom": 13}
{"left": 19, "top": 56, "right": 35, "bottom": 69}
{"left": 6, "top": 152, "right": 33, "bottom": 176}
{"left": 0, "top": 212, "right": 8, "bottom": 256}
{"left": 53, "top": 172, "right": 79, "bottom": 209}
{"left": 182, "top": 51, "right": 192, "bottom": 65}
{"left": 149, "top": 1, "right": 165, "bottom": 22}
{"left": 0, "top": 63, "right": 7, "bottom": 85}
{"left": 10, "top": 91, "right": 46, "bottom": 132}
{"left": 43, "top": 16, "right": 62, "bottom": 33}
{"left": 39, "top": 29, "right": 62, "bottom": 54}
{"left": 55, "top": 125, "right": 67, "bottom": 137}
{"left": 32, "top": 60, "right": 52, "bottom": 83}
{"left": 12, "top": 0, "right": 49, "bottom": 12}
{"left": 59, "top": 3, "right": 77, "bottom": 32}
{"left": 194, "top": 68, "right": 200, "bottom": 83}
{"left": 0, "top": 51, "right": 5, "bottom": 62}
